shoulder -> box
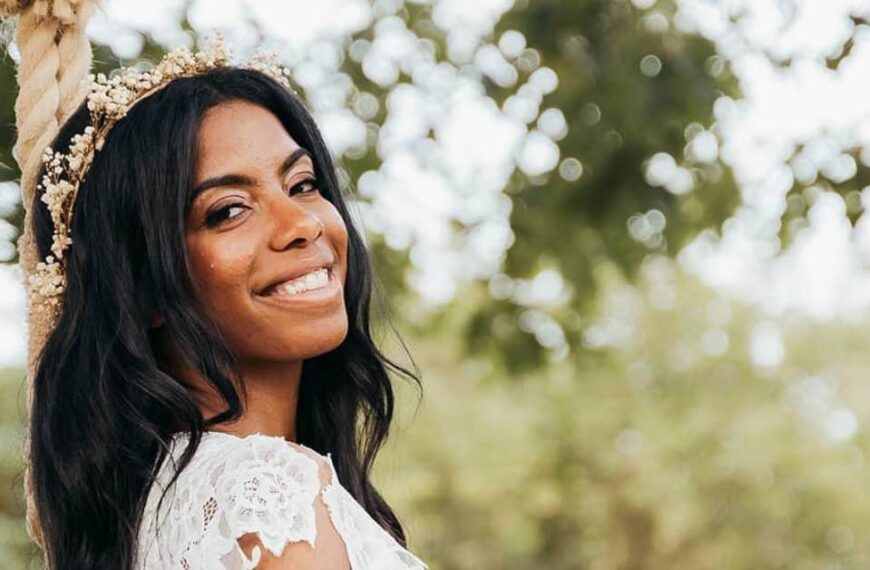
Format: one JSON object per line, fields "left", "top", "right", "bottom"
{"left": 137, "top": 432, "right": 335, "bottom": 569}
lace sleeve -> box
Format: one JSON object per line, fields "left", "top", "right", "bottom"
{"left": 137, "top": 435, "right": 329, "bottom": 570}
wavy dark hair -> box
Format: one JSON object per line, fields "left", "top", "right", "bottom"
{"left": 28, "top": 66, "right": 421, "bottom": 569}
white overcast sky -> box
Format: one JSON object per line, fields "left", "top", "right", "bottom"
{"left": 2, "top": 0, "right": 870, "bottom": 367}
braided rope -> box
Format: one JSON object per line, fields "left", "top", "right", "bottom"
{"left": 3, "top": 0, "right": 96, "bottom": 549}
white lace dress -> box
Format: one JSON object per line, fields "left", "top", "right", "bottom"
{"left": 135, "top": 431, "right": 428, "bottom": 569}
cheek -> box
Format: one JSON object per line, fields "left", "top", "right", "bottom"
{"left": 186, "top": 234, "right": 255, "bottom": 302}
{"left": 321, "top": 202, "right": 349, "bottom": 274}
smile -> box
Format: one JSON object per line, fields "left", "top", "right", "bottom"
{"left": 255, "top": 266, "right": 342, "bottom": 306}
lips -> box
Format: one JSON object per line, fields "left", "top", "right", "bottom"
{"left": 256, "top": 261, "right": 335, "bottom": 296}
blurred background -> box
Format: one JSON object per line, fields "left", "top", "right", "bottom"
{"left": 2, "top": 0, "right": 870, "bottom": 567}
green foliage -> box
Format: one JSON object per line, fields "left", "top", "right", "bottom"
{"left": 0, "top": 23, "right": 22, "bottom": 264}
{"left": 376, "top": 263, "right": 870, "bottom": 569}
{"left": 455, "top": 0, "right": 742, "bottom": 371}
{"left": 502, "top": 0, "right": 739, "bottom": 272}
{"left": 0, "top": 368, "right": 38, "bottom": 568}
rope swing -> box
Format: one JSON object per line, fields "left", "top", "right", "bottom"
{"left": 1, "top": 0, "right": 97, "bottom": 549}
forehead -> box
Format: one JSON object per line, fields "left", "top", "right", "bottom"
{"left": 194, "top": 100, "right": 304, "bottom": 177}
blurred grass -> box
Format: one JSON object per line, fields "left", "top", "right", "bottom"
{"left": 372, "top": 262, "right": 870, "bottom": 570}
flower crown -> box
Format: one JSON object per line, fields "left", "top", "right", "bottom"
{"left": 28, "top": 36, "right": 296, "bottom": 323}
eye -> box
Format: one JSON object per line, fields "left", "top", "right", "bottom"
{"left": 288, "top": 177, "right": 319, "bottom": 196}
{"left": 205, "top": 202, "right": 248, "bottom": 227}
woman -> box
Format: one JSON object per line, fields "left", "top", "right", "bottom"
{"left": 27, "top": 46, "right": 428, "bottom": 569}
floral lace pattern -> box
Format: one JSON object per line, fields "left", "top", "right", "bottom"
{"left": 135, "top": 432, "right": 428, "bottom": 570}
{"left": 321, "top": 465, "right": 429, "bottom": 569}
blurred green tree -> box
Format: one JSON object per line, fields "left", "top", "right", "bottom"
{"left": 452, "top": 0, "right": 743, "bottom": 371}
{"left": 377, "top": 258, "right": 870, "bottom": 570}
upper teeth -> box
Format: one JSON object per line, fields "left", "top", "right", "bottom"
{"left": 269, "top": 267, "right": 329, "bottom": 296}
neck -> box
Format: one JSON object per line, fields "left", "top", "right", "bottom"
{"left": 203, "top": 360, "right": 303, "bottom": 442}
{"left": 154, "top": 328, "right": 303, "bottom": 442}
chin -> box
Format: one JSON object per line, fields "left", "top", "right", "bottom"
{"left": 302, "top": 319, "right": 350, "bottom": 358}
{"left": 258, "top": 314, "right": 350, "bottom": 362}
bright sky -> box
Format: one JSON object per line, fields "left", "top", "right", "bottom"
{"left": 1, "top": 0, "right": 868, "bottom": 367}
{"left": 670, "top": 0, "right": 870, "bottom": 322}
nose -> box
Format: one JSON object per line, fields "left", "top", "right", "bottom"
{"left": 266, "top": 193, "right": 324, "bottom": 251}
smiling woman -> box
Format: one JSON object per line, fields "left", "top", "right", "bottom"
{"left": 23, "top": 47, "right": 429, "bottom": 570}
{"left": 165, "top": 101, "right": 352, "bottom": 439}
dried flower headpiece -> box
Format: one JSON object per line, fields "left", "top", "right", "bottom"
{"left": 28, "top": 36, "right": 296, "bottom": 324}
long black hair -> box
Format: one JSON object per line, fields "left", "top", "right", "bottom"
{"left": 28, "top": 66, "right": 421, "bottom": 569}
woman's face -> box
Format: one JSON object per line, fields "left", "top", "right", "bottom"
{"left": 185, "top": 100, "right": 349, "bottom": 364}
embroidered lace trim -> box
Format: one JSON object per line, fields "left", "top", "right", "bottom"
{"left": 135, "top": 432, "right": 428, "bottom": 570}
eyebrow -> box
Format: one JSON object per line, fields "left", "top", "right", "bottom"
{"left": 191, "top": 148, "right": 313, "bottom": 199}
